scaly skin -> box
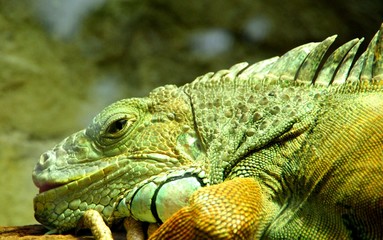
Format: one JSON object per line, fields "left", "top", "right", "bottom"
{"left": 33, "top": 24, "right": 383, "bottom": 239}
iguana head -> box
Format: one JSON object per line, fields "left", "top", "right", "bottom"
{"left": 32, "top": 85, "right": 208, "bottom": 231}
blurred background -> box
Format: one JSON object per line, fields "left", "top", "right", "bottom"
{"left": 0, "top": 0, "right": 382, "bottom": 226}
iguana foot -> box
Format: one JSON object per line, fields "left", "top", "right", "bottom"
{"left": 78, "top": 209, "right": 113, "bottom": 240}
{"left": 149, "top": 177, "right": 267, "bottom": 239}
{"left": 124, "top": 217, "right": 160, "bottom": 240}
{"left": 124, "top": 217, "right": 144, "bottom": 240}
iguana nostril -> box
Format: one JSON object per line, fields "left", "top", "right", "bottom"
{"left": 39, "top": 151, "right": 54, "bottom": 165}
{"left": 33, "top": 153, "right": 51, "bottom": 176}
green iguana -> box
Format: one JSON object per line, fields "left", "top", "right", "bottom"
{"left": 33, "top": 24, "right": 383, "bottom": 239}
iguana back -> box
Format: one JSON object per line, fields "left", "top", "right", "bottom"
{"left": 175, "top": 28, "right": 383, "bottom": 238}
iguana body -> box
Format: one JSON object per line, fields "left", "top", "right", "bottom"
{"left": 33, "top": 24, "right": 383, "bottom": 239}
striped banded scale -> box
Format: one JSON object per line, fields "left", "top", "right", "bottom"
{"left": 117, "top": 169, "right": 208, "bottom": 223}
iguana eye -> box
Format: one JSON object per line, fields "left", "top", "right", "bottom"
{"left": 100, "top": 114, "right": 136, "bottom": 142}
{"left": 106, "top": 118, "right": 128, "bottom": 135}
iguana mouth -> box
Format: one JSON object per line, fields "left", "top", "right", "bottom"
{"left": 38, "top": 182, "right": 67, "bottom": 193}
{"left": 33, "top": 162, "right": 121, "bottom": 199}
{"left": 34, "top": 153, "right": 181, "bottom": 195}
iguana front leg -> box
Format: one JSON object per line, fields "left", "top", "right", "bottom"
{"left": 79, "top": 210, "right": 161, "bottom": 240}
{"left": 149, "top": 177, "right": 268, "bottom": 239}
{"left": 78, "top": 209, "right": 113, "bottom": 240}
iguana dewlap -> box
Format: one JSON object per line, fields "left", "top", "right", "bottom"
{"left": 33, "top": 24, "right": 383, "bottom": 239}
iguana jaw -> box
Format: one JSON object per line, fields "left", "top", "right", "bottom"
{"left": 33, "top": 159, "right": 133, "bottom": 232}
{"left": 33, "top": 153, "right": 187, "bottom": 232}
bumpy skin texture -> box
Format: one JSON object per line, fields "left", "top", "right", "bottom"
{"left": 149, "top": 178, "right": 266, "bottom": 239}
{"left": 33, "top": 24, "right": 383, "bottom": 239}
